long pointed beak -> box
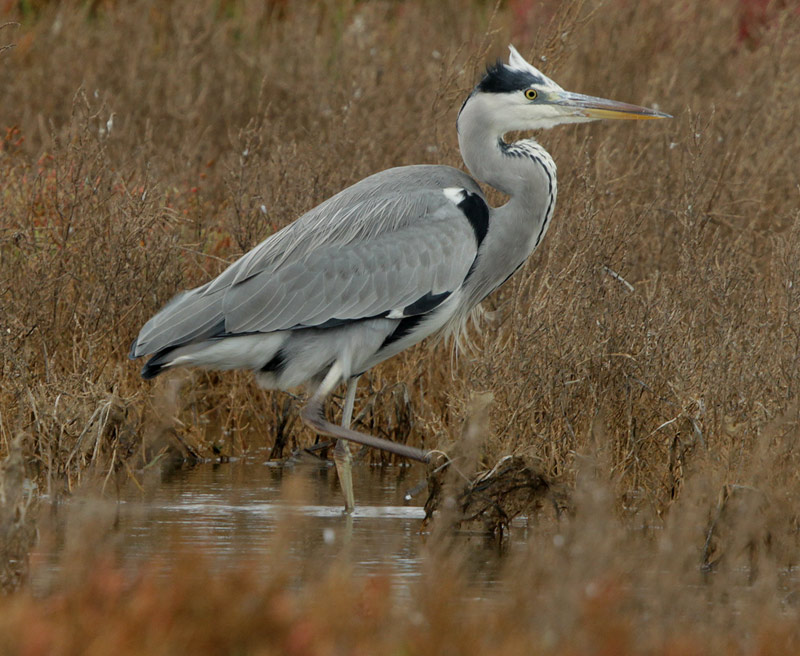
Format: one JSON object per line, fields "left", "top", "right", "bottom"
{"left": 557, "top": 91, "right": 671, "bottom": 120}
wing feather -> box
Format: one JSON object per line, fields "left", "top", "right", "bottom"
{"left": 131, "top": 165, "right": 485, "bottom": 358}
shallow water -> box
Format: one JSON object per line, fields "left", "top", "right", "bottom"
{"left": 33, "top": 455, "right": 511, "bottom": 594}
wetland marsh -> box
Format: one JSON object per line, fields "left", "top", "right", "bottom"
{"left": 1, "top": 0, "right": 799, "bottom": 652}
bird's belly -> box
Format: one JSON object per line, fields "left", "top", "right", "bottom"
{"left": 255, "top": 318, "right": 398, "bottom": 391}
{"left": 166, "top": 298, "right": 462, "bottom": 393}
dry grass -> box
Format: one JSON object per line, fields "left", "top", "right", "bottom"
{"left": 1, "top": 0, "right": 800, "bottom": 652}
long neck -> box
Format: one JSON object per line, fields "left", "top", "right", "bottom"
{"left": 455, "top": 101, "right": 558, "bottom": 307}
{"left": 457, "top": 103, "right": 558, "bottom": 253}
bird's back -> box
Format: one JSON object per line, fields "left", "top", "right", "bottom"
{"left": 131, "top": 164, "right": 484, "bottom": 363}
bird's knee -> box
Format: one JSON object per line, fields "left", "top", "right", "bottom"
{"left": 300, "top": 398, "right": 326, "bottom": 432}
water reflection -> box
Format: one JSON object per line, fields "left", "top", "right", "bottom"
{"left": 34, "top": 457, "right": 511, "bottom": 595}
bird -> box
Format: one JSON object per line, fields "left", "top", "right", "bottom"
{"left": 130, "top": 46, "right": 669, "bottom": 511}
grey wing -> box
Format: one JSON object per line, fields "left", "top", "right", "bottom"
{"left": 222, "top": 202, "right": 476, "bottom": 333}
{"left": 207, "top": 164, "right": 482, "bottom": 291}
{"left": 131, "top": 165, "right": 483, "bottom": 357}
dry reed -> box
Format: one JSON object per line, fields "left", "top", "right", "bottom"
{"left": 1, "top": 0, "right": 799, "bottom": 652}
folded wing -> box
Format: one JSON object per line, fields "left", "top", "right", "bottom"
{"left": 131, "top": 165, "right": 485, "bottom": 358}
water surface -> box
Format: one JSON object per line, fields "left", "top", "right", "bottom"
{"left": 33, "top": 455, "right": 509, "bottom": 594}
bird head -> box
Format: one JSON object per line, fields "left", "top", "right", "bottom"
{"left": 459, "top": 45, "right": 670, "bottom": 134}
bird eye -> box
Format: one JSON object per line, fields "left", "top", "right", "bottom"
{"left": 524, "top": 88, "right": 538, "bottom": 100}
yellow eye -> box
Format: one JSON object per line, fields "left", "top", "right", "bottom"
{"left": 524, "top": 88, "right": 538, "bottom": 101}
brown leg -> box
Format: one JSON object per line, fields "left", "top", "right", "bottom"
{"left": 300, "top": 363, "right": 430, "bottom": 463}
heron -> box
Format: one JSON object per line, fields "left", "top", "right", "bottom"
{"left": 130, "top": 46, "right": 668, "bottom": 511}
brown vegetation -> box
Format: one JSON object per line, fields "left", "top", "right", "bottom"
{"left": 1, "top": 0, "right": 799, "bottom": 652}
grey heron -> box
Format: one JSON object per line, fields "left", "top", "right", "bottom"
{"left": 130, "top": 46, "right": 668, "bottom": 510}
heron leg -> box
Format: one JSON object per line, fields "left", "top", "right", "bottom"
{"left": 334, "top": 376, "right": 359, "bottom": 512}
{"left": 301, "top": 362, "right": 430, "bottom": 463}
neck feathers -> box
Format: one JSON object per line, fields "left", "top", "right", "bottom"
{"left": 457, "top": 96, "right": 558, "bottom": 253}
{"left": 457, "top": 97, "right": 556, "bottom": 199}
{"left": 498, "top": 138, "right": 556, "bottom": 188}
{"left": 500, "top": 138, "right": 558, "bottom": 252}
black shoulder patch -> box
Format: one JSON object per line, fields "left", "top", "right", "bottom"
{"left": 477, "top": 61, "right": 543, "bottom": 94}
{"left": 456, "top": 190, "right": 489, "bottom": 246}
